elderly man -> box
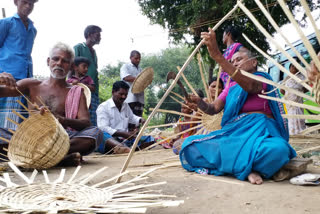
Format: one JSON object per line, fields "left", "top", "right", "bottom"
{"left": 177, "top": 28, "right": 296, "bottom": 185}
{"left": 0, "top": 42, "right": 103, "bottom": 166}
{"left": 120, "top": 50, "right": 144, "bottom": 117}
{"left": 0, "top": 0, "right": 38, "bottom": 129}
{"left": 74, "top": 25, "right": 102, "bottom": 126}
{"left": 96, "top": 81, "right": 154, "bottom": 154}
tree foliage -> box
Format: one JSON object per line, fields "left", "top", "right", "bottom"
{"left": 138, "top": 0, "right": 320, "bottom": 65}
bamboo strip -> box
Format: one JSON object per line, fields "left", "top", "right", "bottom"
{"left": 0, "top": 137, "right": 10, "bottom": 143}
{"left": 240, "top": 69, "right": 314, "bottom": 101}
{"left": 16, "top": 100, "right": 31, "bottom": 113}
{"left": 0, "top": 157, "right": 8, "bottom": 162}
{"left": 92, "top": 171, "right": 130, "bottom": 188}
{"left": 300, "top": 0, "right": 320, "bottom": 46}
{"left": 277, "top": 0, "right": 320, "bottom": 72}
{"left": 297, "top": 145, "right": 320, "bottom": 155}
{"left": 300, "top": 124, "right": 320, "bottom": 135}
{"left": 170, "top": 91, "right": 185, "bottom": 101}
{"left": 67, "top": 166, "right": 81, "bottom": 184}
{"left": 8, "top": 162, "right": 31, "bottom": 184}
{"left": 79, "top": 167, "right": 108, "bottom": 185}
{"left": 29, "top": 169, "right": 38, "bottom": 183}
{"left": 282, "top": 114, "right": 320, "bottom": 120}
{"left": 42, "top": 170, "right": 50, "bottom": 183}
{"left": 169, "top": 95, "right": 201, "bottom": 114}
{"left": 2, "top": 147, "right": 7, "bottom": 152}
{"left": 3, "top": 173, "right": 14, "bottom": 187}
{"left": 242, "top": 33, "right": 312, "bottom": 91}
{"left": 197, "top": 53, "right": 211, "bottom": 102}
{"left": 8, "top": 129, "right": 15, "bottom": 135}
{"left": 146, "top": 120, "right": 202, "bottom": 129}
{"left": 253, "top": 0, "right": 310, "bottom": 69}
{"left": 180, "top": 72, "right": 199, "bottom": 97}
{"left": 195, "top": 126, "right": 206, "bottom": 135}
{"left": 238, "top": 1, "right": 309, "bottom": 77}
{"left": 0, "top": 152, "right": 7, "bottom": 158}
{"left": 258, "top": 94, "right": 320, "bottom": 112}
{"left": 54, "top": 169, "right": 66, "bottom": 183}
{"left": 143, "top": 123, "right": 203, "bottom": 151}
{"left": 15, "top": 87, "right": 37, "bottom": 109}
{"left": 6, "top": 118, "right": 19, "bottom": 127}
{"left": 12, "top": 110, "right": 26, "bottom": 121}
{"left": 215, "top": 67, "right": 222, "bottom": 102}
{"left": 149, "top": 108, "right": 203, "bottom": 120}
{"left": 113, "top": 182, "right": 167, "bottom": 195}
{"left": 116, "top": 2, "right": 240, "bottom": 183}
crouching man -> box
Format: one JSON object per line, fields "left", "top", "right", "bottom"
{"left": 0, "top": 42, "right": 103, "bottom": 166}
{"left": 96, "top": 81, "right": 154, "bottom": 154}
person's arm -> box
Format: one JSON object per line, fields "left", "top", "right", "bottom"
{"left": 120, "top": 64, "right": 136, "bottom": 82}
{"left": 58, "top": 92, "right": 91, "bottom": 131}
{"left": 189, "top": 93, "right": 225, "bottom": 116}
{"left": 0, "top": 73, "right": 30, "bottom": 97}
{"left": 201, "top": 28, "right": 263, "bottom": 94}
{"left": 85, "top": 76, "right": 95, "bottom": 92}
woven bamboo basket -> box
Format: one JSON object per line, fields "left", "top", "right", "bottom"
{"left": 201, "top": 112, "right": 223, "bottom": 132}
{"left": 8, "top": 112, "right": 70, "bottom": 169}
{"left": 132, "top": 67, "right": 154, "bottom": 93}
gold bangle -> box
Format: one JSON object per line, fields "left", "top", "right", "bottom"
{"left": 230, "top": 68, "right": 239, "bottom": 79}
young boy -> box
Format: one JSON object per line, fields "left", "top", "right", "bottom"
{"left": 67, "top": 57, "right": 95, "bottom": 92}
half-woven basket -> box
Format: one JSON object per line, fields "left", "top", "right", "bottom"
{"left": 201, "top": 112, "right": 223, "bottom": 132}
{"left": 77, "top": 83, "right": 91, "bottom": 108}
{"left": 8, "top": 112, "right": 70, "bottom": 169}
{"left": 132, "top": 67, "right": 154, "bottom": 93}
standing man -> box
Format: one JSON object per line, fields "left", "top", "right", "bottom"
{"left": 74, "top": 25, "right": 102, "bottom": 126}
{"left": 120, "top": 50, "right": 144, "bottom": 117}
{"left": 0, "top": 0, "right": 38, "bottom": 129}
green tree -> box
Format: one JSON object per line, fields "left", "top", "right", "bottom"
{"left": 138, "top": 0, "right": 319, "bottom": 74}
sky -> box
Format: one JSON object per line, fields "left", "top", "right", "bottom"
{"left": 1, "top": 0, "right": 172, "bottom": 77}
{"left": 1, "top": 0, "right": 319, "bottom": 77}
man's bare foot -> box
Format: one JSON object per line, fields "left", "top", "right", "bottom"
{"left": 59, "top": 152, "right": 81, "bottom": 166}
{"left": 113, "top": 146, "right": 130, "bottom": 154}
{"left": 248, "top": 172, "right": 263, "bottom": 185}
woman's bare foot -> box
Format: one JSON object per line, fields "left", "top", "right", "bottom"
{"left": 248, "top": 172, "right": 263, "bottom": 185}
{"left": 59, "top": 152, "right": 81, "bottom": 166}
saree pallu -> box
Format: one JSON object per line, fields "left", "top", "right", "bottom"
{"left": 179, "top": 72, "right": 296, "bottom": 180}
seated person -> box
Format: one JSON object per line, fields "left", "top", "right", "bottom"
{"left": 0, "top": 43, "right": 103, "bottom": 166}
{"left": 206, "top": 76, "right": 224, "bottom": 102}
{"left": 67, "top": 56, "right": 95, "bottom": 92}
{"left": 96, "top": 81, "right": 154, "bottom": 154}
{"left": 177, "top": 28, "right": 296, "bottom": 185}
{"left": 162, "top": 102, "right": 195, "bottom": 149}
{"left": 307, "top": 51, "right": 320, "bottom": 84}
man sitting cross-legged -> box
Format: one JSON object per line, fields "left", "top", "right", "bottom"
{"left": 0, "top": 42, "right": 103, "bottom": 166}
{"left": 96, "top": 81, "right": 155, "bottom": 154}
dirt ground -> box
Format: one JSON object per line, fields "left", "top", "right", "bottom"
{"left": 3, "top": 148, "right": 320, "bottom": 214}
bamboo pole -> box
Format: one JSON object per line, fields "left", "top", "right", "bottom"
{"left": 242, "top": 33, "right": 312, "bottom": 91}
{"left": 170, "top": 91, "right": 184, "bottom": 101}
{"left": 240, "top": 69, "right": 314, "bottom": 101}
{"left": 297, "top": 145, "right": 320, "bottom": 155}
{"left": 180, "top": 71, "right": 199, "bottom": 97}
{"left": 300, "top": 0, "right": 320, "bottom": 46}
{"left": 300, "top": 124, "right": 320, "bottom": 135}
{"left": 253, "top": 0, "right": 310, "bottom": 69}
{"left": 197, "top": 54, "right": 211, "bottom": 101}
{"left": 214, "top": 66, "right": 222, "bottom": 101}
{"left": 149, "top": 108, "right": 203, "bottom": 120}
{"left": 277, "top": 0, "right": 320, "bottom": 73}
{"left": 115, "top": 2, "right": 240, "bottom": 183}
{"left": 282, "top": 114, "right": 320, "bottom": 120}
{"left": 258, "top": 94, "right": 320, "bottom": 112}
{"left": 169, "top": 95, "right": 200, "bottom": 113}
{"left": 146, "top": 120, "right": 202, "bottom": 129}
{"left": 238, "top": 1, "right": 308, "bottom": 77}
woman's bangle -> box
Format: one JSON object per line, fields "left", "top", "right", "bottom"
{"left": 230, "top": 68, "right": 239, "bottom": 78}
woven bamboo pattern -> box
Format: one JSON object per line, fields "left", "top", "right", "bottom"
{"left": 8, "top": 112, "right": 69, "bottom": 169}
{"left": 0, "top": 163, "right": 183, "bottom": 213}
{"left": 313, "top": 75, "right": 320, "bottom": 105}
{"left": 202, "top": 112, "right": 223, "bottom": 132}
{"left": 132, "top": 67, "right": 154, "bottom": 93}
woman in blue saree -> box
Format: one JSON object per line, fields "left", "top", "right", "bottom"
{"left": 179, "top": 28, "right": 296, "bottom": 184}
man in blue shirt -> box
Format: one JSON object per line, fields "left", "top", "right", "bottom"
{"left": 0, "top": 0, "right": 38, "bottom": 129}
